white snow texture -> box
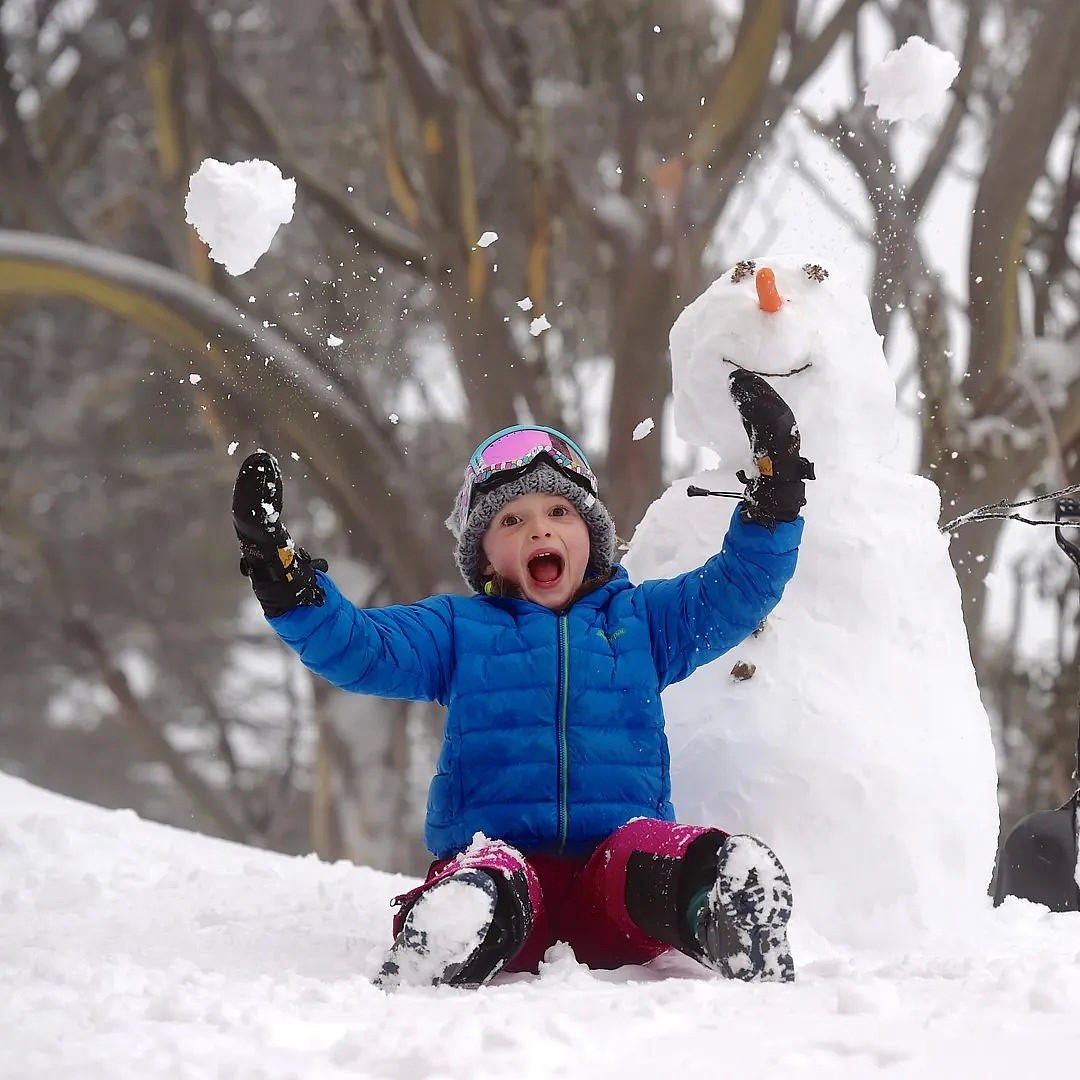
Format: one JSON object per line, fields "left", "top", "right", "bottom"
{"left": 623, "top": 256, "right": 1000, "bottom": 950}
{"left": 185, "top": 158, "right": 296, "bottom": 275}
{"left": 864, "top": 36, "right": 960, "bottom": 122}
{"left": 4, "top": 772, "right": 1080, "bottom": 1079}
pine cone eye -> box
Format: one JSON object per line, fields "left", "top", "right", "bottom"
{"left": 731, "top": 260, "right": 757, "bottom": 285}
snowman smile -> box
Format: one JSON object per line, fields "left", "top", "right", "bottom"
{"left": 724, "top": 358, "right": 813, "bottom": 378}
{"left": 526, "top": 550, "right": 564, "bottom": 588}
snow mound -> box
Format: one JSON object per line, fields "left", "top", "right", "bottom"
{"left": 864, "top": 36, "right": 960, "bottom": 122}
{"left": 4, "top": 772, "right": 1080, "bottom": 1078}
{"left": 185, "top": 158, "right": 296, "bottom": 275}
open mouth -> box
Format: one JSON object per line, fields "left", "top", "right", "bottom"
{"left": 527, "top": 551, "right": 564, "bottom": 589}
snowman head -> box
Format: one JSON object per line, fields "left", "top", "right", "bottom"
{"left": 669, "top": 257, "right": 898, "bottom": 472}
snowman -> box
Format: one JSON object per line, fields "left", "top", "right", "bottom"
{"left": 623, "top": 257, "right": 1000, "bottom": 950}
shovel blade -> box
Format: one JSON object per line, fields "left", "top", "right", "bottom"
{"left": 992, "top": 797, "right": 1080, "bottom": 912}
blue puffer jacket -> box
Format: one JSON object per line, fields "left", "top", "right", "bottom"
{"left": 269, "top": 508, "right": 802, "bottom": 858}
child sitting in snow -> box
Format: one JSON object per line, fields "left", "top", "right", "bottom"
{"left": 231, "top": 369, "right": 813, "bottom": 990}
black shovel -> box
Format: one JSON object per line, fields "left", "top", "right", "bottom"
{"left": 992, "top": 497, "right": 1080, "bottom": 912}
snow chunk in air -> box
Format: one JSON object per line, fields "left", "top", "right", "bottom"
{"left": 864, "top": 36, "right": 959, "bottom": 122}
{"left": 476, "top": 231, "right": 498, "bottom": 248}
{"left": 632, "top": 417, "right": 654, "bottom": 441}
{"left": 185, "top": 159, "right": 296, "bottom": 275}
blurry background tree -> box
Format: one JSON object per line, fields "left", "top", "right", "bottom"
{"left": 1, "top": 0, "right": 1078, "bottom": 873}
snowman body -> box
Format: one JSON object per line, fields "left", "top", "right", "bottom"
{"left": 623, "top": 258, "right": 999, "bottom": 949}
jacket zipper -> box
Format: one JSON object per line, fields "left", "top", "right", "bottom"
{"left": 556, "top": 613, "right": 571, "bottom": 852}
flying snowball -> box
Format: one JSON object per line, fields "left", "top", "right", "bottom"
{"left": 864, "top": 36, "right": 959, "bottom": 122}
{"left": 632, "top": 418, "right": 654, "bottom": 441}
{"left": 185, "top": 159, "right": 296, "bottom": 276}
{"left": 530, "top": 315, "right": 551, "bottom": 337}
{"left": 476, "top": 231, "right": 498, "bottom": 248}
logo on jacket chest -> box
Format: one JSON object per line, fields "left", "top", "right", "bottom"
{"left": 596, "top": 627, "right": 627, "bottom": 646}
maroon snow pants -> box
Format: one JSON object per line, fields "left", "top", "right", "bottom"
{"left": 390, "top": 818, "right": 725, "bottom": 972}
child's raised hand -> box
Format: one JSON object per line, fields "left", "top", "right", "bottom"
{"left": 728, "top": 369, "right": 815, "bottom": 529}
{"left": 232, "top": 451, "right": 328, "bottom": 617}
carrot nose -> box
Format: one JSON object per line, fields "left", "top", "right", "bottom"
{"left": 756, "top": 267, "right": 783, "bottom": 313}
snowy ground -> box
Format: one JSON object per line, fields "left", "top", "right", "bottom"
{"left": 4, "top": 775, "right": 1080, "bottom": 1080}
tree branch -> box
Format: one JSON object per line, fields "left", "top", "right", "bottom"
{"left": 967, "top": 0, "right": 1080, "bottom": 407}
{"left": 0, "top": 25, "right": 83, "bottom": 237}
{"left": 187, "top": 4, "right": 426, "bottom": 272}
{"left": 0, "top": 229, "right": 439, "bottom": 598}
{"left": 907, "top": 0, "right": 985, "bottom": 215}
{"left": 63, "top": 616, "right": 256, "bottom": 844}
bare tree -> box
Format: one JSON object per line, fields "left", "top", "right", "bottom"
{"left": 3, "top": 0, "right": 1080, "bottom": 865}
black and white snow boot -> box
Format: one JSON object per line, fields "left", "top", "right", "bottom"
{"left": 687, "top": 834, "right": 795, "bottom": 984}
{"left": 375, "top": 869, "right": 526, "bottom": 991}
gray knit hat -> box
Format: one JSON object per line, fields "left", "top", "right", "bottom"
{"left": 446, "top": 460, "right": 617, "bottom": 594}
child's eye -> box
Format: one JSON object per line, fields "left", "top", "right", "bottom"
{"left": 550, "top": 505, "right": 569, "bottom": 517}
{"left": 501, "top": 513, "right": 520, "bottom": 527}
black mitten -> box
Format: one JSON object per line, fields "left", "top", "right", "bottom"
{"left": 232, "top": 451, "right": 328, "bottom": 617}
{"left": 728, "top": 369, "right": 815, "bottom": 530}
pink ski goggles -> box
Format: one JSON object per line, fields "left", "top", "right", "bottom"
{"left": 455, "top": 425, "right": 598, "bottom": 531}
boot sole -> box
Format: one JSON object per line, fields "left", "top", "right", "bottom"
{"left": 375, "top": 870, "right": 498, "bottom": 991}
{"left": 709, "top": 835, "right": 795, "bottom": 983}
